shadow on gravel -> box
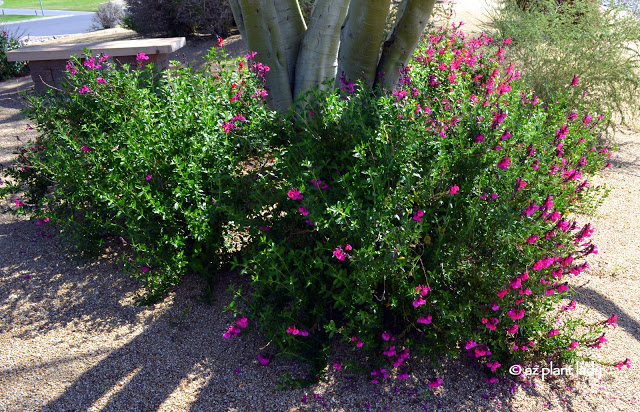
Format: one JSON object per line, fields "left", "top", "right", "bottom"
{"left": 0, "top": 217, "right": 138, "bottom": 336}
{"left": 574, "top": 286, "right": 640, "bottom": 343}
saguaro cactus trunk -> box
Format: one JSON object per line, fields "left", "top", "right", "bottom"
{"left": 228, "top": 0, "right": 437, "bottom": 112}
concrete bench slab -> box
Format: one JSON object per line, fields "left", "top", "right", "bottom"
{"left": 6, "top": 37, "right": 186, "bottom": 93}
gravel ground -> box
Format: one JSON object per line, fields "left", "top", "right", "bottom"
{"left": 1, "top": 3, "right": 639, "bottom": 411}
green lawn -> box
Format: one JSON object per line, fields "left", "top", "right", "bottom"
{"left": 0, "top": 14, "right": 44, "bottom": 23}
{"left": 0, "top": 1, "right": 107, "bottom": 12}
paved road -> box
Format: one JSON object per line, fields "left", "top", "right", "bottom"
{"left": 0, "top": 7, "right": 95, "bottom": 39}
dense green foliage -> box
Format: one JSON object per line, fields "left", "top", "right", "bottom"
{"left": 123, "top": 0, "right": 234, "bottom": 37}
{"left": 2, "top": 49, "right": 275, "bottom": 301}
{"left": 0, "top": 30, "right": 29, "bottom": 81}
{"left": 491, "top": 0, "right": 640, "bottom": 132}
{"left": 2, "top": 26, "right": 618, "bottom": 382}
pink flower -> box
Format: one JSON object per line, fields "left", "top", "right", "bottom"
{"left": 509, "top": 278, "right": 522, "bottom": 289}
{"left": 257, "top": 354, "right": 269, "bottom": 365}
{"left": 383, "top": 346, "right": 396, "bottom": 357}
{"left": 146, "top": 174, "right": 152, "bottom": 181}
{"left": 287, "top": 188, "right": 303, "bottom": 200}
{"left": 449, "top": 184, "right": 459, "bottom": 195}
{"left": 548, "top": 328, "right": 559, "bottom": 337}
{"left": 382, "top": 331, "right": 391, "bottom": 341}
{"left": 136, "top": 52, "right": 149, "bottom": 61}
{"left": 141, "top": 266, "right": 150, "bottom": 273}
{"left": 516, "top": 178, "right": 527, "bottom": 191}
{"left": 566, "top": 341, "right": 579, "bottom": 350}
{"left": 413, "top": 210, "right": 425, "bottom": 221}
{"left": 333, "top": 362, "right": 342, "bottom": 370}
{"left": 415, "top": 285, "right": 430, "bottom": 296}
{"left": 413, "top": 297, "right": 426, "bottom": 308}
{"left": 221, "top": 122, "right": 235, "bottom": 133}
{"left": 345, "top": 244, "right": 352, "bottom": 251}
{"left": 310, "top": 179, "right": 328, "bottom": 189}
{"left": 78, "top": 85, "right": 89, "bottom": 94}
{"left": 428, "top": 378, "right": 443, "bottom": 388}
{"left": 491, "top": 303, "right": 500, "bottom": 311}
{"left": 97, "top": 77, "right": 107, "bottom": 84}
{"left": 485, "top": 318, "right": 499, "bottom": 330}
{"left": 487, "top": 361, "right": 501, "bottom": 372}
{"left": 474, "top": 134, "right": 485, "bottom": 143}
{"left": 497, "top": 289, "right": 509, "bottom": 298}
{"left": 507, "top": 323, "right": 519, "bottom": 334}
{"left": 507, "top": 308, "right": 525, "bottom": 320}
{"left": 417, "top": 314, "right": 432, "bottom": 324}
{"left": 397, "top": 373, "right": 410, "bottom": 380}
{"left": 526, "top": 235, "right": 538, "bottom": 244}
{"left": 222, "top": 324, "right": 241, "bottom": 338}
{"left": 236, "top": 317, "right": 248, "bottom": 328}
{"left": 606, "top": 314, "right": 618, "bottom": 329}
{"left": 333, "top": 247, "right": 346, "bottom": 261}
{"left": 15, "top": 199, "right": 24, "bottom": 207}
{"left": 571, "top": 76, "right": 579, "bottom": 86}
{"left": 497, "top": 157, "right": 511, "bottom": 170}
{"left": 298, "top": 207, "right": 309, "bottom": 216}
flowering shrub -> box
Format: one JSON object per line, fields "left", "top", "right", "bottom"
{"left": 229, "top": 25, "right": 614, "bottom": 381}
{"left": 0, "top": 30, "right": 29, "bottom": 81}
{"left": 1, "top": 47, "right": 275, "bottom": 301}
{"left": 2, "top": 24, "right": 619, "bottom": 384}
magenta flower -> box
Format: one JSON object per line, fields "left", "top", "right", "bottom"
{"left": 487, "top": 361, "right": 501, "bottom": 372}
{"left": 78, "top": 85, "right": 89, "bottom": 94}
{"left": 516, "top": 178, "right": 527, "bottom": 191}
{"left": 497, "top": 289, "right": 509, "bottom": 298}
{"left": 526, "top": 235, "right": 539, "bottom": 244}
{"left": 507, "top": 323, "right": 519, "bottom": 334}
{"left": 382, "top": 331, "right": 391, "bottom": 341}
{"left": 417, "top": 314, "right": 432, "bottom": 324}
{"left": 571, "top": 76, "right": 579, "bottom": 86}
{"left": 428, "top": 378, "right": 443, "bottom": 388}
{"left": 397, "top": 373, "right": 410, "bottom": 380}
{"left": 298, "top": 207, "right": 309, "bottom": 216}
{"left": 492, "top": 303, "right": 500, "bottom": 311}
{"left": 415, "top": 284, "right": 430, "bottom": 296}
{"left": 345, "top": 244, "right": 352, "bottom": 251}
{"left": 333, "top": 362, "right": 342, "bottom": 370}
{"left": 287, "top": 188, "right": 304, "bottom": 200}
{"left": 257, "top": 354, "right": 269, "bottom": 365}
{"left": 566, "top": 341, "right": 579, "bottom": 350}
{"left": 509, "top": 278, "right": 522, "bottom": 289}
{"left": 333, "top": 247, "right": 346, "bottom": 261}
{"left": 145, "top": 174, "right": 152, "bottom": 181}
{"left": 606, "top": 314, "right": 618, "bottom": 329}
{"left": 136, "top": 52, "right": 149, "bottom": 61}
{"left": 449, "top": 184, "right": 459, "bottom": 195}
{"left": 413, "top": 297, "right": 426, "bottom": 308}
{"left": 413, "top": 210, "right": 425, "bottom": 221}
{"left": 383, "top": 346, "right": 396, "bottom": 357}
{"left": 507, "top": 308, "right": 525, "bottom": 320}
{"left": 485, "top": 318, "right": 499, "bottom": 330}
{"left": 548, "top": 328, "right": 559, "bottom": 337}
{"left": 497, "top": 157, "right": 511, "bottom": 170}
{"left": 97, "top": 77, "right": 107, "bottom": 84}
{"left": 310, "top": 179, "right": 328, "bottom": 189}
{"left": 141, "top": 266, "right": 150, "bottom": 273}
{"left": 474, "top": 134, "right": 485, "bottom": 143}
{"left": 236, "top": 317, "right": 248, "bottom": 328}
{"left": 15, "top": 199, "right": 24, "bottom": 207}
{"left": 221, "top": 122, "right": 235, "bottom": 133}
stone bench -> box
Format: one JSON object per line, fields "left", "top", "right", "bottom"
{"left": 6, "top": 37, "right": 186, "bottom": 93}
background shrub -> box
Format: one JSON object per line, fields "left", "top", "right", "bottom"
{"left": 490, "top": 0, "right": 640, "bottom": 133}
{"left": 0, "top": 29, "right": 29, "bottom": 81}
{"left": 91, "top": 1, "right": 124, "bottom": 30}
{"left": 124, "top": 0, "right": 234, "bottom": 37}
